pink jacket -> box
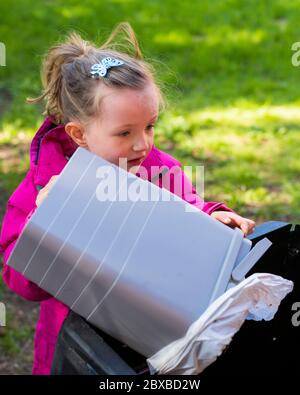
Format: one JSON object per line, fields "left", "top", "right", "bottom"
{"left": 0, "top": 116, "right": 232, "bottom": 375}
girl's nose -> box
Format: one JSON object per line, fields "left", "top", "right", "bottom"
{"left": 132, "top": 133, "right": 149, "bottom": 152}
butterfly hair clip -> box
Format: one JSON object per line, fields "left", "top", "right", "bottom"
{"left": 90, "top": 57, "right": 125, "bottom": 78}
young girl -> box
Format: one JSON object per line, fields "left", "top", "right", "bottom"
{"left": 0, "top": 22, "right": 255, "bottom": 375}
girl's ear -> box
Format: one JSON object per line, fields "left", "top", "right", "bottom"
{"left": 65, "top": 122, "right": 88, "bottom": 147}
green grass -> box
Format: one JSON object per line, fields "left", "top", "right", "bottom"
{"left": 0, "top": 0, "right": 300, "bottom": 219}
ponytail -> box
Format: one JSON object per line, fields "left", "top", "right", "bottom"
{"left": 27, "top": 22, "right": 165, "bottom": 124}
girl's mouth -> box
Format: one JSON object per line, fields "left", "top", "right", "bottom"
{"left": 128, "top": 156, "right": 145, "bottom": 166}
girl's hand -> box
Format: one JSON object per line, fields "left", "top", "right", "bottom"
{"left": 36, "top": 175, "right": 59, "bottom": 207}
{"left": 210, "top": 211, "right": 255, "bottom": 236}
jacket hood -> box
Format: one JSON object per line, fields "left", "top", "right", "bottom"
{"left": 30, "top": 116, "right": 78, "bottom": 167}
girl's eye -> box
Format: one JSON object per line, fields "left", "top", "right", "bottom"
{"left": 146, "top": 124, "right": 155, "bottom": 132}
{"left": 118, "top": 125, "right": 154, "bottom": 137}
{"left": 119, "top": 131, "right": 130, "bottom": 137}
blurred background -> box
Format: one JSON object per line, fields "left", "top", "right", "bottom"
{"left": 0, "top": 0, "right": 299, "bottom": 374}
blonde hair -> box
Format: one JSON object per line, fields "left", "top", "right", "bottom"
{"left": 27, "top": 22, "right": 166, "bottom": 125}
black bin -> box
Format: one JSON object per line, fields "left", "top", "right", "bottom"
{"left": 52, "top": 221, "right": 300, "bottom": 376}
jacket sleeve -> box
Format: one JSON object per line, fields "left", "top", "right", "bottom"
{"left": 0, "top": 203, "right": 52, "bottom": 302}
{"left": 163, "top": 164, "right": 234, "bottom": 215}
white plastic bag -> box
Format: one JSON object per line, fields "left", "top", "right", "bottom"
{"left": 147, "top": 273, "right": 293, "bottom": 375}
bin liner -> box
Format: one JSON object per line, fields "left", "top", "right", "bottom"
{"left": 147, "top": 272, "right": 293, "bottom": 375}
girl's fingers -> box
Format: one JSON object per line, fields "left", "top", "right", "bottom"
{"left": 212, "top": 212, "right": 236, "bottom": 226}
{"left": 208, "top": 211, "right": 256, "bottom": 235}
{"left": 48, "top": 175, "right": 59, "bottom": 186}
{"left": 247, "top": 226, "right": 255, "bottom": 235}
{"left": 240, "top": 221, "right": 250, "bottom": 235}
{"left": 220, "top": 212, "right": 239, "bottom": 227}
{"left": 222, "top": 213, "right": 256, "bottom": 235}
{"left": 36, "top": 175, "right": 59, "bottom": 207}
{"left": 239, "top": 219, "right": 255, "bottom": 235}
{"left": 220, "top": 216, "right": 231, "bottom": 224}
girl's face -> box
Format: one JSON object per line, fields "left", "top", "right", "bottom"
{"left": 83, "top": 82, "right": 159, "bottom": 172}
